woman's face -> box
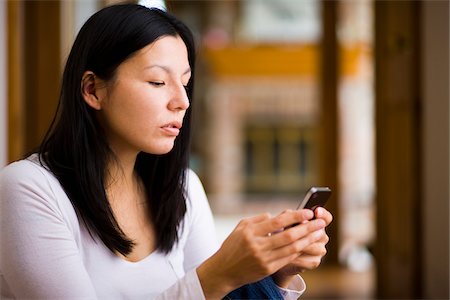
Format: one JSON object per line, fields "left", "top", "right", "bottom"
{"left": 97, "top": 35, "right": 191, "bottom": 156}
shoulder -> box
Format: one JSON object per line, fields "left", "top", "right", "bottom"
{"left": 185, "top": 168, "right": 204, "bottom": 195}
{"left": 184, "top": 168, "right": 211, "bottom": 215}
{"left": 0, "top": 154, "right": 67, "bottom": 215}
{"left": 185, "top": 169, "right": 208, "bottom": 205}
{"left": 0, "top": 155, "right": 51, "bottom": 189}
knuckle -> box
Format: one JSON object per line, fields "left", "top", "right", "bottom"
{"left": 301, "top": 209, "right": 314, "bottom": 220}
{"left": 239, "top": 219, "right": 249, "bottom": 227}
{"left": 307, "top": 236, "right": 317, "bottom": 245}
{"left": 272, "top": 218, "right": 283, "bottom": 229}
{"left": 262, "top": 212, "right": 271, "bottom": 219}
{"left": 309, "top": 220, "right": 321, "bottom": 231}
{"left": 248, "top": 243, "right": 263, "bottom": 257}
{"left": 309, "top": 234, "right": 319, "bottom": 244}
{"left": 293, "top": 242, "right": 306, "bottom": 254}
{"left": 306, "top": 223, "right": 315, "bottom": 233}
{"left": 284, "top": 230, "right": 297, "bottom": 243}
{"left": 242, "top": 231, "right": 255, "bottom": 245}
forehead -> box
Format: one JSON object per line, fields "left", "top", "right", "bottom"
{"left": 124, "top": 35, "right": 190, "bottom": 72}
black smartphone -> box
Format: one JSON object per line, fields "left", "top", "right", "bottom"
{"left": 296, "top": 187, "right": 332, "bottom": 211}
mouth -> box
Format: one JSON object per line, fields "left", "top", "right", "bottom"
{"left": 160, "top": 122, "right": 182, "bottom": 136}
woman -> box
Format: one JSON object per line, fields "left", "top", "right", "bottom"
{"left": 0, "top": 4, "right": 332, "bottom": 299}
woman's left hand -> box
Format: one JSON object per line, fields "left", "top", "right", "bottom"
{"left": 271, "top": 207, "right": 333, "bottom": 288}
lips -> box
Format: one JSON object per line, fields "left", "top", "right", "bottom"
{"left": 161, "top": 121, "right": 182, "bottom": 136}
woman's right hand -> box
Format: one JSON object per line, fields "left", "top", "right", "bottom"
{"left": 196, "top": 210, "right": 326, "bottom": 299}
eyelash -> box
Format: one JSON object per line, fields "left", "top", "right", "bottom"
{"left": 149, "top": 81, "right": 165, "bottom": 87}
{"left": 149, "top": 81, "right": 189, "bottom": 91}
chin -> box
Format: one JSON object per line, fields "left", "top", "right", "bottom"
{"left": 146, "top": 144, "right": 175, "bottom": 155}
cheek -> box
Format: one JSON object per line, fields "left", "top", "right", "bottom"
{"left": 106, "top": 88, "right": 160, "bottom": 123}
{"left": 100, "top": 82, "right": 175, "bottom": 149}
{"left": 101, "top": 97, "right": 158, "bottom": 137}
{"left": 122, "top": 104, "right": 161, "bottom": 136}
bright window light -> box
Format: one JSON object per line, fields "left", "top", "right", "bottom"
{"left": 138, "top": 0, "right": 166, "bottom": 11}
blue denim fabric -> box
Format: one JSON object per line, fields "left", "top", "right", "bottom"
{"left": 223, "top": 276, "right": 283, "bottom": 300}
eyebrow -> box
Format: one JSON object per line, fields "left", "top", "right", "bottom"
{"left": 144, "top": 64, "right": 191, "bottom": 76}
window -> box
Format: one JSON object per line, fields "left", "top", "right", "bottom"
{"left": 245, "top": 125, "right": 316, "bottom": 195}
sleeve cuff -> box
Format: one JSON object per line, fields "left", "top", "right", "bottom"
{"left": 277, "top": 275, "right": 306, "bottom": 300}
{"left": 156, "top": 269, "right": 206, "bottom": 300}
{"left": 152, "top": 270, "right": 205, "bottom": 300}
{"left": 186, "top": 269, "right": 207, "bottom": 300}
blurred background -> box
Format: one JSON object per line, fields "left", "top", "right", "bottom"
{"left": 0, "top": 0, "right": 448, "bottom": 299}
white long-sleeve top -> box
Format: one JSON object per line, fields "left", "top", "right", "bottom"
{"left": 0, "top": 155, "right": 305, "bottom": 299}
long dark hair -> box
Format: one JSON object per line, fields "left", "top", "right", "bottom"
{"left": 38, "top": 4, "right": 196, "bottom": 255}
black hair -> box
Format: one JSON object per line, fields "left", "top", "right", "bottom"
{"left": 38, "top": 4, "right": 196, "bottom": 255}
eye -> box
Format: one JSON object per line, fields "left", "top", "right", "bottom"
{"left": 149, "top": 81, "right": 165, "bottom": 87}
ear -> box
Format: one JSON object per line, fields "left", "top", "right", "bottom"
{"left": 81, "top": 71, "right": 104, "bottom": 110}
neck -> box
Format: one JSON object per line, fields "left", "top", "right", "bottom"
{"left": 105, "top": 150, "right": 140, "bottom": 200}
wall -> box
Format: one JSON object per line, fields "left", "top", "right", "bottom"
{"left": 421, "top": 1, "right": 450, "bottom": 298}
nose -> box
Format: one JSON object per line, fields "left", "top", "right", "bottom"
{"left": 168, "top": 83, "right": 190, "bottom": 111}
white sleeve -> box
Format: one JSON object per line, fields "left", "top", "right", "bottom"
{"left": 278, "top": 275, "right": 307, "bottom": 299}
{"left": 0, "top": 161, "right": 98, "bottom": 299}
{"left": 0, "top": 163, "right": 215, "bottom": 300}
{"left": 182, "top": 169, "right": 219, "bottom": 272}
{"left": 153, "top": 269, "right": 206, "bottom": 300}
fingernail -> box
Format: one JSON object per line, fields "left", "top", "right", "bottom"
{"left": 313, "top": 230, "right": 323, "bottom": 239}
{"left": 316, "top": 219, "right": 326, "bottom": 228}
{"left": 303, "top": 209, "right": 314, "bottom": 219}
{"left": 316, "top": 207, "right": 323, "bottom": 216}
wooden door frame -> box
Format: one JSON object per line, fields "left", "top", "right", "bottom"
{"left": 420, "top": 1, "right": 449, "bottom": 298}
{"left": 320, "top": 0, "right": 339, "bottom": 264}
{"left": 7, "top": 0, "right": 61, "bottom": 162}
{"left": 375, "top": 1, "right": 422, "bottom": 298}
{"left": 7, "top": 0, "right": 25, "bottom": 163}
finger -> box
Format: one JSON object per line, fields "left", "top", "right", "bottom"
{"left": 269, "top": 218, "right": 326, "bottom": 247}
{"left": 254, "top": 210, "right": 314, "bottom": 236}
{"left": 273, "top": 210, "right": 315, "bottom": 230}
{"left": 268, "top": 209, "right": 297, "bottom": 235}
{"left": 314, "top": 229, "right": 329, "bottom": 244}
{"left": 303, "top": 228, "right": 329, "bottom": 244}
{"left": 289, "top": 254, "right": 323, "bottom": 271}
{"left": 275, "top": 209, "right": 294, "bottom": 217}
{"left": 238, "top": 213, "right": 271, "bottom": 227}
{"left": 265, "top": 225, "right": 326, "bottom": 261}
{"left": 314, "top": 207, "right": 333, "bottom": 225}
{"left": 267, "top": 252, "right": 301, "bottom": 275}
{"left": 300, "top": 241, "right": 328, "bottom": 256}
